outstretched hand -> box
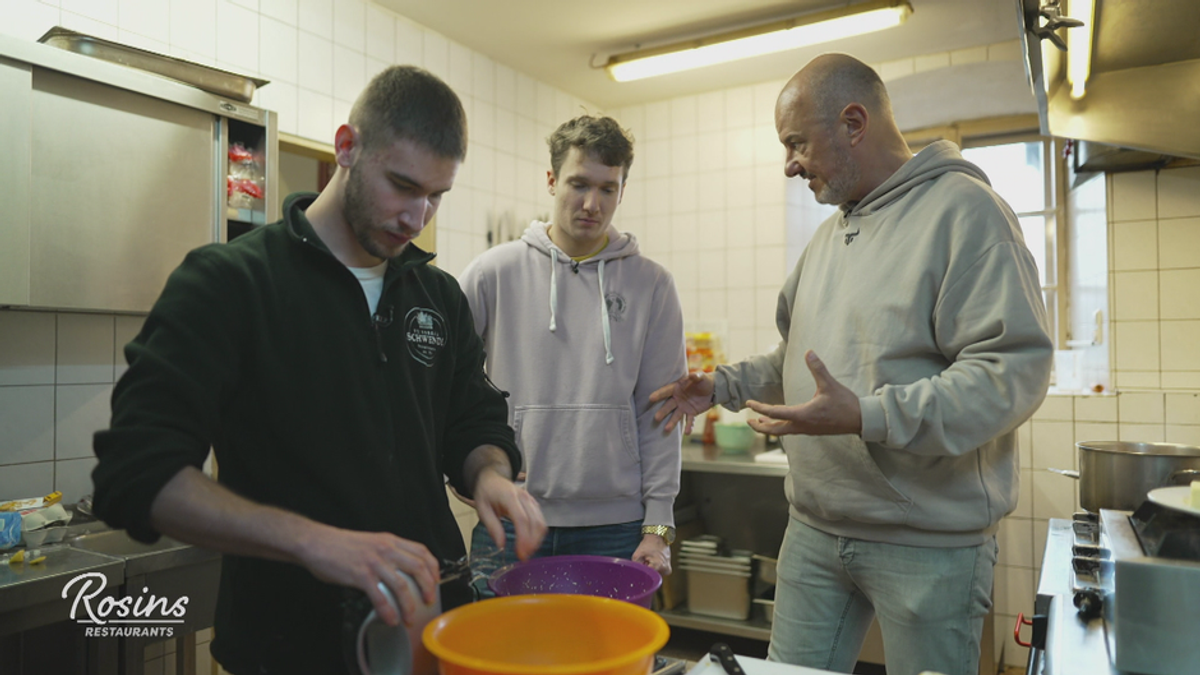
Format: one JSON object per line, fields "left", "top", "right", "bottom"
{"left": 745, "top": 351, "right": 862, "bottom": 437}
{"left": 650, "top": 371, "right": 715, "bottom": 434}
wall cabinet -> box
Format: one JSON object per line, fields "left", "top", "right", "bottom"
{"left": 0, "top": 34, "right": 276, "bottom": 314}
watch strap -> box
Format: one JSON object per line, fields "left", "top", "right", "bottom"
{"left": 641, "top": 524, "right": 676, "bottom": 544}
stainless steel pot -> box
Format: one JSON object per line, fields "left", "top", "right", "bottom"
{"left": 1052, "top": 441, "right": 1200, "bottom": 512}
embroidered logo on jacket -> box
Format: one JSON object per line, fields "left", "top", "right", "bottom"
{"left": 405, "top": 307, "right": 447, "bottom": 366}
{"left": 604, "top": 292, "right": 628, "bottom": 322}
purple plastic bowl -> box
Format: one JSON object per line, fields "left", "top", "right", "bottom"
{"left": 487, "top": 555, "right": 663, "bottom": 608}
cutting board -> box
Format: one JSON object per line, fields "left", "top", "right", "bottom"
{"left": 685, "top": 655, "right": 840, "bottom": 675}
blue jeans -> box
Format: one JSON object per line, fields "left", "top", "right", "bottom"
{"left": 769, "top": 517, "right": 996, "bottom": 675}
{"left": 469, "top": 519, "right": 642, "bottom": 598}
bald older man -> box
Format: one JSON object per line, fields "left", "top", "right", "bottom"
{"left": 652, "top": 54, "right": 1053, "bottom": 675}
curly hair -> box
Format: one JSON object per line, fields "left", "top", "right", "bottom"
{"left": 547, "top": 115, "right": 635, "bottom": 182}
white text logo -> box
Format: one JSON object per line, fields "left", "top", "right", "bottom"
{"left": 62, "top": 572, "right": 188, "bottom": 638}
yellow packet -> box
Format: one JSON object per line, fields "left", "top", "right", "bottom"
{"left": 0, "top": 491, "right": 62, "bottom": 512}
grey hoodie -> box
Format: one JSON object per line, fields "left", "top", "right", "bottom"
{"left": 715, "top": 140, "right": 1053, "bottom": 547}
{"left": 458, "top": 221, "right": 687, "bottom": 528}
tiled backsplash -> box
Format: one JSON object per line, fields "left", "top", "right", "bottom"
{"left": 0, "top": 310, "right": 143, "bottom": 504}
{"left": 995, "top": 164, "right": 1200, "bottom": 667}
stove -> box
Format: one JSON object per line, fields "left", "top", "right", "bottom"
{"left": 1035, "top": 504, "right": 1200, "bottom": 675}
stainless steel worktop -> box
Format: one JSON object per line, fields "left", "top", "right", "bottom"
{"left": 0, "top": 522, "right": 219, "bottom": 636}
{"left": 682, "top": 444, "right": 788, "bottom": 477}
{"left": 0, "top": 545, "right": 123, "bottom": 634}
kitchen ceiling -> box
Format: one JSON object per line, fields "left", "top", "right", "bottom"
{"left": 375, "top": 0, "right": 1026, "bottom": 109}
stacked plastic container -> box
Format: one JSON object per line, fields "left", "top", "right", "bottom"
{"left": 678, "top": 535, "right": 754, "bottom": 620}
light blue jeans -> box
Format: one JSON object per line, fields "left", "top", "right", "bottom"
{"left": 469, "top": 519, "right": 642, "bottom": 598}
{"left": 769, "top": 517, "right": 996, "bottom": 675}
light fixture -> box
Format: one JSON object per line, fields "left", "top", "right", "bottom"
{"left": 1066, "top": 0, "right": 1095, "bottom": 99}
{"left": 604, "top": 0, "right": 913, "bottom": 82}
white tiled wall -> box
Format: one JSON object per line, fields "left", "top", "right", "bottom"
{"left": 0, "top": 310, "right": 135, "bottom": 504}
{"left": 994, "top": 164, "right": 1200, "bottom": 668}
{"left": 605, "top": 81, "right": 791, "bottom": 362}
{"left": 1109, "top": 167, "right": 1200, "bottom": 390}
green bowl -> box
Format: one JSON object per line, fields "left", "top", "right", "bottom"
{"left": 713, "top": 423, "right": 757, "bottom": 453}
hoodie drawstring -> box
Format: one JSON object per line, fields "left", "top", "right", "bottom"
{"left": 549, "top": 244, "right": 613, "bottom": 365}
{"left": 548, "top": 248, "right": 558, "bottom": 332}
{"left": 597, "top": 259, "right": 613, "bottom": 365}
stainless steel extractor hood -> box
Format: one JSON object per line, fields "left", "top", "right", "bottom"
{"left": 1018, "top": 0, "right": 1200, "bottom": 162}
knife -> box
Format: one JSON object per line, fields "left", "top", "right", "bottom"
{"left": 709, "top": 642, "right": 745, "bottom": 675}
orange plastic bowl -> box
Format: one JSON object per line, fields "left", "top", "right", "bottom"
{"left": 422, "top": 594, "right": 669, "bottom": 675}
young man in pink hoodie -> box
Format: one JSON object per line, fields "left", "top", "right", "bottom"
{"left": 458, "top": 115, "right": 687, "bottom": 590}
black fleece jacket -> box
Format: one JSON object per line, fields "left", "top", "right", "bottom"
{"left": 93, "top": 193, "right": 519, "bottom": 674}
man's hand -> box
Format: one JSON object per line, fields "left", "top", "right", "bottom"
{"left": 746, "top": 351, "right": 862, "bottom": 436}
{"left": 294, "top": 525, "right": 440, "bottom": 628}
{"left": 632, "top": 533, "right": 672, "bottom": 576}
{"left": 650, "top": 371, "right": 715, "bottom": 434}
{"left": 468, "top": 459, "right": 547, "bottom": 561}
{"left": 148, "top": 467, "right": 441, "bottom": 630}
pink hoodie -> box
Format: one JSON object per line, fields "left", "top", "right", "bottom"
{"left": 458, "top": 221, "right": 687, "bottom": 528}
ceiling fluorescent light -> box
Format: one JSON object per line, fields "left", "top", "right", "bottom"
{"left": 606, "top": 0, "right": 912, "bottom": 82}
{"left": 1066, "top": 0, "right": 1094, "bottom": 99}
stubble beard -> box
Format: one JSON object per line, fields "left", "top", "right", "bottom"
{"left": 343, "top": 162, "right": 400, "bottom": 261}
{"left": 814, "top": 149, "right": 861, "bottom": 206}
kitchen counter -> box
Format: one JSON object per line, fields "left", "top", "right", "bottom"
{"left": 682, "top": 444, "right": 788, "bottom": 477}
{"left": 686, "top": 654, "right": 840, "bottom": 674}
{"left": 0, "top": 520, "right": 220, "bottom": 670}
{"left": 0, "top": 518, "right": 222, "bottom": 675}
{"left": 0, "top": 544, "right": 124, "bottom": 635}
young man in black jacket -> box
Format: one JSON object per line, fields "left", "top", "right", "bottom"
{"left": 92, "top": 65, "right": 545, "bottom": 674}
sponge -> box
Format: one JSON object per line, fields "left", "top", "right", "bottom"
{"left": 1191, "top": 480, "right": 1200, "bottom": 509}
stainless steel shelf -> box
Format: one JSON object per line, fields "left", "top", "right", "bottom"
{"left": 681, "top": 444, "right": 788, "bottom": 477}
{"left": 227, "top": 207, "right": 267, "bottom": 225}
{"left": 657, "top": 605, "right": 772, "bottom": 641}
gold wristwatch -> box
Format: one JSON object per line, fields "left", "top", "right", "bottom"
{"left": 641, "top": 524, "right": 676, "bottom": 544}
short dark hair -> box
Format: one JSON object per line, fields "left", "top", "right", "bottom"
{"left": 547, "top": 115, "right": 635, "bottom": 182}
{"left": 349, "top": 65, "right": 467, "bottom": 160}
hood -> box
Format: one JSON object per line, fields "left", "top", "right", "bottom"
{"left": 1019, "top": 0, "right": 1200, "bottom": 162}
{"left": 519, "top": 220, "right": 640, "bottom": 262}
{"left": 848, "top": 140, "right": 989, "bottom": 218}
{"left": 519, "top": 220, "right": 640, "bottom": 366}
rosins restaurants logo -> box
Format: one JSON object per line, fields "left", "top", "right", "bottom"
{"left": 62, "top": 572, "right": 188, "bottom": 638}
